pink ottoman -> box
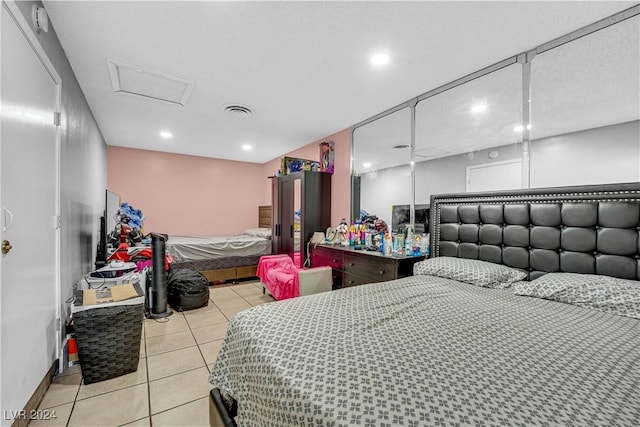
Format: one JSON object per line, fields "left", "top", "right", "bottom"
{"left": 257, "top": 255, "right": 331, "bottom": 300}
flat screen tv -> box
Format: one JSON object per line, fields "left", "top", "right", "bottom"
{"left": 105, "top": 190, "right": 121, "bottom": 241}
{"left": 391, "top": 204, "right": 430, "bottom": 234}
{"left": 96, "top": 190, "right": 121, "bottom": 267}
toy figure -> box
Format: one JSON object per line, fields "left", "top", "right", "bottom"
{"left": 336, "top": 219, "right": 349, "bottom": 246}
{"left": 319, "top": 141, "right": 335, "bottom": 174}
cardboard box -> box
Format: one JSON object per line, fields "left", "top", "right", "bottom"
{"left": 82, "top": 283, "right": 139, "bottom": 306}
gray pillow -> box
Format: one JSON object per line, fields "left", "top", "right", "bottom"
{"left": 413, "top": 257, "right": 526, "bottom": 288}
{"left": 513, "top": 273, "right": 640, "bottom": 320}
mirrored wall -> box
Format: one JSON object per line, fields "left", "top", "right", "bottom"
{"left": 353, "top": 107, "right": 412, "bottom": 229}
{"left": 415, "top": 62, "right": 523, "bottom": 200}
{"left": 530, "top": 14, "right": 640, "bottom": 187}
{"left": 352, "top": 9, "right": 639, "bottom": 231}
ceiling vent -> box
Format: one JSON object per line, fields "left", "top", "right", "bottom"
{"left": 106, "top": 59, "right": 195, "bottom": 106}
{"left": 223, "top": 104, "right": 253, "bottom": 118}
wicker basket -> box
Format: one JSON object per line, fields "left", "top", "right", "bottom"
{"left": 73, "top": 303, "right": 144, "bottom": 384}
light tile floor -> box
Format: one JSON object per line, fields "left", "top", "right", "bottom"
{"left": 33, "top": 280, "right": 273, "bottom": 427}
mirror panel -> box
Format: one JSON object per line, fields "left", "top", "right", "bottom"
{"left": 530, "top": 16, "right": 640, "bottom": 187}
{"left": 293, "top": 178, "right": 301, "bottom": 266}
{"left": 415, "top": 63, "right": 524, "bottom": 204}
{"left": 353, "top": 108, "right": 411, "bottom": 229}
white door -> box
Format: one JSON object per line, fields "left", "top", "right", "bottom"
{"left": 466, "top": 159, "right": 522, "bottom": 193}
{"left": 1, "top": 4, "right": 60, "bottom": 422}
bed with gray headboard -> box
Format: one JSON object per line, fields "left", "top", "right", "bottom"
{"left": 430, "top": 182, "right": 640, "bottom": 280}
{"left": 208, "top": 183, "right": 640, "bottom": 427}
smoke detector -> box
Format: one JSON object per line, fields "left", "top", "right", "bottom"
{"left": 223, "top": 104, "right": 253, "bottom": 118}
{"left": 32, "top": 5, "right": 49, "bottom": 33}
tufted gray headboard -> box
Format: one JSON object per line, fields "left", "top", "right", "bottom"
{"left": 429, "top": 182, "right": 640, "bottom": 280}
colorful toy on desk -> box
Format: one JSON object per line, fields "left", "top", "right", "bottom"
{"left": 349, "top": 222, "right": 356, "bottom": 246}
{"left": 384, "top": 230, "right": 392, "bottom": 256}
{"left": 336, "top": 219, "right": 349, "bottom": 246}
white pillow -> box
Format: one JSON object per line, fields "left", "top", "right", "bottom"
{"left": 513, "top": 273, "right": 640, "bottom": 319}
{"left": 413, "top": 257, "right": 526, "bottom": 289}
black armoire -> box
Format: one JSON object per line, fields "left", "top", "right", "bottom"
{"left": 271, "top": 171, "right": 331, "bottom": 266}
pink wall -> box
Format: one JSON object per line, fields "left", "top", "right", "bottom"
{"left": 107, "top": 146, "right": 268, "bottom": 235}
{"left": 262, "top": 127, "right": 352, "bottom": 227}
{"left": 107, "top": 127, "right": 352, "bottom": 235}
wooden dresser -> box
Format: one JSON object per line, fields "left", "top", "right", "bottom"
{"left": 310, "top": 244, "right": 425, "bottom": 289}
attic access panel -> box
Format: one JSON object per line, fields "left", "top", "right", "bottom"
{"left": 107, "top": 59, "right": 195, "bottom": 106}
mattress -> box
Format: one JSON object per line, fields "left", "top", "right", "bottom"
{"left": 166, "top": 235, "right": 271, "bottom": 262}
{"left": 210, "top": 274, "right": 640, "bottom": 426}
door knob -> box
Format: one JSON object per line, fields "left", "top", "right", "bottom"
{"left": 2, "top": 240, "right": 12, "bottom": 254}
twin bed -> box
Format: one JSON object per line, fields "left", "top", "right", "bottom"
{"left": 208, "top": 183, "right": 640, "bottom": 426}
{"left": 168, "top": 206, "right": 272, "bottom": 283}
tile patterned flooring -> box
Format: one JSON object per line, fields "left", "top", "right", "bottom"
{"left": 32, "top": 281, "right": 273, "bottom": 427}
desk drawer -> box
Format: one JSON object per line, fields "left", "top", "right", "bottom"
{"left": 311, "top": 246, "right": 343, "bottom": 269}
{"left": 343, "top": 254, "right": 395, "bottom": 282}
{"left": 342, "top": 272, "right": 373, "bottom": 288}
{"left": 331, "top": 269, "right": 343, "bottom": 289}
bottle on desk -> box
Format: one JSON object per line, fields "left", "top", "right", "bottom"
{"left": 421, "top": 233, "right": 430, "bottom": 256}
{"left": 384, "top": 230, "right": 392, "bottom": 256}
{"left": 349, "top": 222, "right": 356, "bottom": 246}
{"left": 395, "top": 232, "right": 405, "bottom": 255}
{"left": 404, "top": 225, "right": 414, "bottom": 255}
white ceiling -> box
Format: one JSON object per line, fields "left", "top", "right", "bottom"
{"left": 42, "top": 1, "right": 638, "bottom": 164}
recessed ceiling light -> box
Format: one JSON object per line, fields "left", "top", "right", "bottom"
{"left": 242, "top": 144, "right": 253, "bottom": 151}
{"left": 159, "top": 131, "right": 173, "bottom": 139}
{"left": 370, "top": 53, "right": 390, "bottom": 66}
{"left": 513, "top": 124, "right": 531, "bottom": 132}
{"left": 471, "top": 103, "right": 488, "bottom": 114}
{"left": 363, "top": 162, "right": 372, "bottom": 168}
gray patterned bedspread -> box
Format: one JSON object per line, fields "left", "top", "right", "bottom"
{"left": 209, "top": 275, "right": 640, "bottom": 426}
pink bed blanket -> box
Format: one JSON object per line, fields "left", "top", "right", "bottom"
{"left": 256, "top": 255, "right": 301, "bottom": 300}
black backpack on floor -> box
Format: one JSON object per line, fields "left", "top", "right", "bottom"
{"left": 167, "top": 268, "right": 210, "bottom": 311}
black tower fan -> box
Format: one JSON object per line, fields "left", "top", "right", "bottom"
{"left": 145, "top": 233, "right": 173, "bottom": 319}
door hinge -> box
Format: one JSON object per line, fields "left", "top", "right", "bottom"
{"left": 56, "top": 318, "right": 61, "bottom": 331}
{"left": 53, "top": 112, "right": 61, "bottom": 126}
{"left": 53, "top": 215, "right": 61, "bottom": 229}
